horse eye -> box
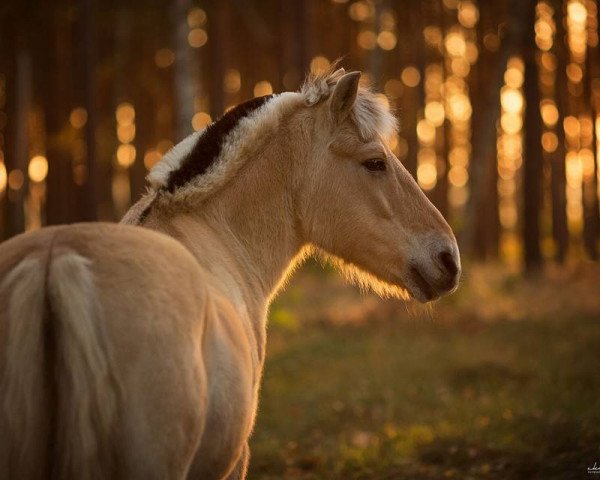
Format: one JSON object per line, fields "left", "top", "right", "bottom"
{"left": 362, "top": 159, "right": 386, "bottom": 172}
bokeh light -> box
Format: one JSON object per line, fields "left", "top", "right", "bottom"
{"left": 401, "top": 66, "right": 421, "bottom": 87}
{"left": 192, "top": 112, "right": 212, "bottom": 131}
{"left": 28, "top": 156, "right": 48, "bottom": 183}
{"left": 69, "top": 107, "right": 88, "bottom": 129}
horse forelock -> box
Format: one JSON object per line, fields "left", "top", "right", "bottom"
{"left": 301, "top": 66, "right": 398, "bottom": 141}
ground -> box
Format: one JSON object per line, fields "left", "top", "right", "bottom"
{"left": 248, "top": 262, "right": 600, "bottom": 480}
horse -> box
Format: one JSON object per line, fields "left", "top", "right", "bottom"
{"left": 0, "top": 68, "right": 460, "bottom": 479}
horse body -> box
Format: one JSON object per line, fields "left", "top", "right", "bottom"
{"left": 0, "top": 224, "right": 209, "bottom": 478}
{"left": 0, "top": 68, "right": 461, "bottom": 479}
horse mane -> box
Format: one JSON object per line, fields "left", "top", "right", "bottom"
{"left": 145, "top": 91, "right": 303, "bottom": 204}
{"left": 130, "top": 67, "right": 397, "bottom": 222}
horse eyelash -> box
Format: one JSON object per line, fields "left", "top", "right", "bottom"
{"left": 362, "top": 159, "right": 386, "bottom": 172}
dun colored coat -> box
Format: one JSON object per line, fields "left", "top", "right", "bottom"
{"left": 0, "top": 69, "right": 460, "bottom": 479}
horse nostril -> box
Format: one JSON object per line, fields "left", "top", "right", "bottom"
{"left": 439, "top": 251, "right": 458, "bottom": 277}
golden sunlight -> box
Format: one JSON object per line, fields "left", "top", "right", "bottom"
{"left": 500, "top": 87, "right": 524, "bottom": 113}
{"left": 348, "top": 1, "right": 373, "bottom": 22}
{"left": 0, "top": 162, "right": 6, "bottom": 192}
{"left": 188, "top": 28, "right": 208, "bottom": 48}
{"left": 377, "top": 31, "right": 397, "bottom": 50}
{"left": 425, "top": 101, "right": 445, "bottom": 126}
{"left": 254, "top": 81, "right": 273, "bottom": 97}
{"left": 416, "top": 119, "right": 436, "bottom": 145}
{"left": 143, "top": 149, "right": 161, "bottom": 170}
{"left": 117, "top": 124, "right": 136, "bottom": 144}
{"left": 223, "top": 69, "right": 242, "bottom": 94}
{"left": 117, "top": 144, "right": 136, "bottom": 168}
{"left": 154, "top": 48, "right": 175, "bottom": 68}
{"left": 310, "top": 56, "right": 331, "bottom": 74}
{"left": 542, "top": 131, "right": 559, "bottom": 152}
{"left": 28, "top": 156, "right": 48, "bottom": 183}
{"left": 192, "top": 112, "right": 212, "bottom": 131}
{"left": 448, "top": 165, "right": 468, "bottom": 188}
{"left": 445, "top": 32, "right": 467, "bottom": 57}
{"left": 540, "top": 100, "right": 559, "bottom": 126}
{"left": 69, "top": 107, "right": 88, "bottom": 129}
{"left": 401, "top": 66, "right": 421, "bottom": 87}
{"left": 384, "top": 79, "right": 403, "bottom": 98}
{"left": 417, "top": 162, "right": 437, "bottom": 190}
{"left": 187, "top": 7, "right": 207, "bottom": 28}
{"left": 458, "top": 1, "right": 479, "bottom": 28}
{"left": 357, "top": 31, "right": 377, "bottom": 50}
{"left": 116, "top": 103, "right": 135, "bottom": 126}
{"left": 8, "top": 169, "right": 24, "bottom": 191}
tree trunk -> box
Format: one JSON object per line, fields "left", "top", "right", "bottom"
{"left": 82, "top": 0, "right": 98, "bottom": 221}
{"left": 522, "top": 0, "right": 544, "bottom": 270}
{"left": 550, "top": 0, "right": 569, "bottom": 263}
{"left": 434, "top": 0, "right": 450, "bottom": 218}
{"left": 581, "top": 0, "right": 600, "bottom": 259}
{"left": 470, "top": 0, "right": 501, "bottom": 259}
{"left": 131, "top": 13, "right": 156, "bottom": 202}
{"left": 45, "top": 5, "right": 73, "bottom": 226}
{"left": 73, "top": 0, "right": 98, "bottom": 222}
{"left": 172, "top": 0, "right": 196, "bottom": 141}
{"left": 461, "top": 0, "right": 530, "bottom": 256}
{"left": 8, "top": 33, "right": 32, "bottom": 236}
{"left": 208, "top": 1, "right": 231, "bottom": 118}
{"left": 369, "top": 1, "right": 384, "bottom": 92}
{"left": 1, "top": 13, "right": 19, "bottom": 239}
{"left": 399, "top": 0, "right": 426, "bottom": 179}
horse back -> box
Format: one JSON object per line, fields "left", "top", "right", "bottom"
{"left": 0, "top": 223, "right": 210, "bottom": 479}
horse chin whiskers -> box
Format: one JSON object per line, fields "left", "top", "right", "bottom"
{"left": 407, "top": 266, "right": 439, "bottom": 303}
{"left": 324, "top": 255, "right": 409, "bottom": 300}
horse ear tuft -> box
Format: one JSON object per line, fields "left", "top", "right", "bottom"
{"left": 329, "top": 71, "right": 361, "bottom": 125}
{"left": 331, "top": 67, "right": 346, "bottom": 78}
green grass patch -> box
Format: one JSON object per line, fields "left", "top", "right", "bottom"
{"left": 249, "top": 315, "right": 600, "bottom": 479}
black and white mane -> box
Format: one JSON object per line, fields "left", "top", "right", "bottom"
{"left": 128, "top": 68, "right": 396, "bottom": 225}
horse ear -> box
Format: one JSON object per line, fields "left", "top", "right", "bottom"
{"left": 329, "top": 71, "right": 361, "bottom": 125}
{"left": 331, "top": 67, "right": 346, "bottom": 77}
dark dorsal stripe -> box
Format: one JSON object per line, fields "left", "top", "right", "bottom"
{"left": 165, "top": 94, "right": 275, "bottom": 193}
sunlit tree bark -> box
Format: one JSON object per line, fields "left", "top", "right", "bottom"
{"left": 208, "top": 2, "right": 231, "bottom": 118}
{"left": 433, "top": 0, "right": 450, "bottom": 218}
{"left": 548, "top": 0, "right": 569, "bottom": 262}
{"left": 131, "top": 11, "right": 156, "bottom": 202}
{"left": 398, "top": 0, "right": 426, "bottom": 179}
{"left": 581, "top": 0, "right": 599, "bottom": 260}
{"left": 172, "top": 0, "right": 195, "bottom": 141}
{"left": 1, "top": 10, "right": 19, "bottom": 239}
{"left": 470, "top": 0, "right": 501, "bottom": 260}
{"left": 462, "top": 0, "right": 529, "bottom": 257}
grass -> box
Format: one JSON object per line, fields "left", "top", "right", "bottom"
{"left": 248, "top": 264, "right": 600, "bottom": 479}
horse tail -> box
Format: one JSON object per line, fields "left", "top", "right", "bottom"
{"left": 1, "top": 249, "right": 119, "bottom": 480}
{"left": 1, "top": 256, "right": 49, "bottom": 479}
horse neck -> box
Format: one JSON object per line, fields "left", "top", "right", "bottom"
{"left": 154, "top": 115, "right": 309, "bottom": 320}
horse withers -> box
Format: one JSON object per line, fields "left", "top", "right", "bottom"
{"left": 0, "top": 68, "right": 460, "bottom": 480}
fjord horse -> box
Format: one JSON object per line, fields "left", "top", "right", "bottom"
{"left": 0, "top": 69, "right": 460, "bottom": 479}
